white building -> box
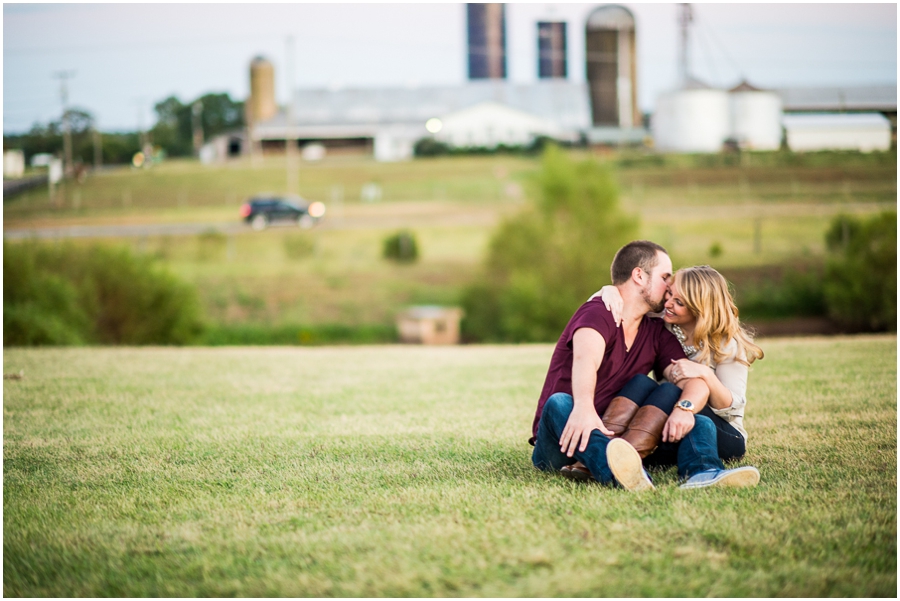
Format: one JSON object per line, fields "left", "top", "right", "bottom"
{"left": 782, "top": 113, "right": 892, "bottom": 152}
{"left": 252, "top": 80, "right": 592, "bottom": 162}
{"left": 4, "top": 149, "right": 25, "bottom": 178}
{"left": 433, "top": 101, "right": 563, "bottom": 148}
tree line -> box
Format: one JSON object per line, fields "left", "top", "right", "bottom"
{"left": 2, "top": 93, "right": 245, "bottom": 167}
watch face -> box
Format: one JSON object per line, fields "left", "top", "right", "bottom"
{"left": 679, "top": 400, "right": 694, "bottom": 411}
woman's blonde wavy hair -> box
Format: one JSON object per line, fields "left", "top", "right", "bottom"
{"left": 674, "top": 265, "right": 764, "bottom": 367}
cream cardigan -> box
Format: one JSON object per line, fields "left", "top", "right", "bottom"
{"left": 666, "top": 323, "right": 749, "bottom": 441}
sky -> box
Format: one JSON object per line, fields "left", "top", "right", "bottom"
{"left": 3, "top": 2, "right": 897, "bottom": 134}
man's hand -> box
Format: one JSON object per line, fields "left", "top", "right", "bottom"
{"left": 662, "top": 408, "right": 695, "bottom": 443}
{"left": 560, "top": 405, "right": 614, "bottom": 457}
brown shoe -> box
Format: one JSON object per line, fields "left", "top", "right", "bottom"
{"left": 560, "top": 461, "right": 595, "bottom": 482}
{"left": 620, "top": 404, "right": 669, "bottom": 458}
{"left": 601, "top": 395, "right": 640, "bottom": 437}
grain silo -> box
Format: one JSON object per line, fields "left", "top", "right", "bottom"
{"left": 728, "top": 80, "right": 783, "bottom": 150}
{"left": 467, "top": 3, "right": 507, "bottom": 79}
{"left": 585, "top": 5, "right": 640, "bottom": 128}
{"left": 653, "top": 81, "right": 730, "bottom": 153}
{"left": 248, "top": 56, "right": 277, "bottom": 125}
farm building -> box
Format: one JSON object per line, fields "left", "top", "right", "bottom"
{"left": 250, "top": 80, "right": 591, "bottom": 162}
{"left": 396, "top": 306, "right": 464, "bottom": 345}
{"left": 228, "top": 2, "right": 895, "bottom": 162}
{"left": 416, "top": 101, "right": 562, "bottom": 149}
{"left": 782, "top": 113, "right": 892, "bottom": 152}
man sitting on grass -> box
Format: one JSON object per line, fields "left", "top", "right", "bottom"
{"left": 529, "top": 240, "right": 759, "bottom": 490}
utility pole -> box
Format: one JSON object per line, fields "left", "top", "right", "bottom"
{"left": 135, "top": 100, "right": 144, "bottom": 149}
{"left": 678, "top": 4, "right": 693, "bottom": 86}
{"left": 192, "top": 100, "right": 204, "bottom": 156}
{"left": 285, "top": 35, "right": 299, "bottom": 196}
{"left": 53, "top": 70, "right": 76, "bottom": 176}
{"left": 133, "top": 97, "right": 151, "bottom": 159}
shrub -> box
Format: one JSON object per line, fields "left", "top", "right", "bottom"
{"left": 733, "top": 265, "right": 827, "bottom": 320}
{"left": 413, "top": 138, "right": 451, "bottom": 157}
{"left": 199, "top": 322, "right": 396, "bottom": 345}
{"left": 3, "top": 241, "right": 204, "bottom": 346}
{"left": 3, "top": 248, "right": 90, "bottom": 346}
{"left": 383, "top": 231, "right": 419, "bottom": 263}
{"left": 196, "top": 229, "right": 227, "bottom": 261}
{"left": 822, "top": 212, "right": 896, "bottom": 332}
{"left": 461, "top": 145, "right": 638, "bottom": 342}
{"left": 283, "top": 233, "right": 315, "bottom": 260}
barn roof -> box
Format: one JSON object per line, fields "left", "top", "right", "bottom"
{"left": 253, "top": 80, "right": 591, "bottom": 140}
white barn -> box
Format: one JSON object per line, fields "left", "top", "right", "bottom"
{"left": 434, "top": 101, "right": 563, "bottom": 148}
{"left": 782, "top": 113, "right": 892, "bottom": 153}
{"left": 252, "top": 80, "right": 592, "bottom": 162}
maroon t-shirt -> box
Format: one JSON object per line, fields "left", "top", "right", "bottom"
{"left": 529, "top": 298, "right": 686, "bottom": 444}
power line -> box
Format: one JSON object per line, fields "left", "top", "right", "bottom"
{"left": 4, "top": 33, "right": 278, "bottom": 56}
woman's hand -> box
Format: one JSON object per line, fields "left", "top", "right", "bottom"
{"left": 589, "top": 286, "right": 623, "bottom": 327}
{"left": 669, "top": 358, "right": 713, "bottom": 383}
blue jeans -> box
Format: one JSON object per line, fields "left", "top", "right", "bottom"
{"left": 672, "top": 412, "right": 725, "bottom": 479}
{"left": 532, "top": 390, "right": 724, "bottom": 484}
{"left": 532, "top": 393, "right": 616, "bottom": 484}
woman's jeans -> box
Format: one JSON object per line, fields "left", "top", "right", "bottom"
{"left": 699, "top": 404, "right": 747, "bottom": 462}
{"left": 532, "top": 383, "right": 725, "bottom": 484}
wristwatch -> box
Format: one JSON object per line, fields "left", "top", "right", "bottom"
{"left": 676, "top": 399, "right": 694, "bottom": 413}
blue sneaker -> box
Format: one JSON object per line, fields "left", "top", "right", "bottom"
{"left": 679, "top": 466, "right": 760, "bottom": 489}
{"left": 607, "top": 438, "right": 655, "bottom": 491}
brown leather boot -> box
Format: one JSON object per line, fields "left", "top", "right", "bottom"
{"left": 601, "top": 396, "right": 640, "bottom": 437}
{"left": 620, "top": 405, "right": 669, "bottom": 458}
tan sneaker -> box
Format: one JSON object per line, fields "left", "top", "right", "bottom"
{"left": 679, "top": 466, "right": 760, "bottom": 489}
{"left": 607, "top": 438, "right": 655, "bottom": 491}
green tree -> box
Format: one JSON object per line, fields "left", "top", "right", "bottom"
{"left": 823, "top": 212, "right": 897, "bottom": 332}
{"left": 2, "top": 107, "right": 142, "bottom": 166}
{"left": 461, "top": 146, "right": 639, "bottom": 342}
{"left": 150, "top": 96, "right": 192, "bottom": 156}
{"left": 150, "top": 92, "right": 245, "bottom": 157}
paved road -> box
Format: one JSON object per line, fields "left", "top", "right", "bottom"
{"left": 2, "top": 211, "right": 502, "bottom": 240}
{"left": 5, "top": 200, "right": 892, "bottom": 241}
{"left": 3, "top": 221, "right": 248, "bottom": 240}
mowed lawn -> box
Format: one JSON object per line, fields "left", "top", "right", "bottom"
{"left": 3, "top": 335, "right": 896, "bottom": 597}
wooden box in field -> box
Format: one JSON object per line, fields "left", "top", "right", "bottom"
{"left": 396, "top": 306, "right": 464, "bottom": 345}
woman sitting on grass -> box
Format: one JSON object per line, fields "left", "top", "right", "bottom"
{"left": 587, "top": 265, "right": 764, "bottom": 465}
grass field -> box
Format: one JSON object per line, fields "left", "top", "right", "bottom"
{"left": 4, "top": 151, "right": 896, "bottom": 333}
{"left": 4, "top": 335, "right": 896, "bottom": 596}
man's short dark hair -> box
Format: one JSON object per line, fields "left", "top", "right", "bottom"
{"left": 610, "top": 240, "right": 668, "bottom": 285}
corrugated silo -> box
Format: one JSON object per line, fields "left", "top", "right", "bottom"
{"left": 585, "top": 5, "right": 640, "bottom": 128}
{"left": 467, "top": 4, "right": 507, "bottom": 79}
{"left": 653, "top": 84, "right": 730, "bottom": 153}
{"left": 248, "top": 56, "right": 277, "bottom": 125}
{"left": 728, "top": 80, "right": 783, "bottom": 150}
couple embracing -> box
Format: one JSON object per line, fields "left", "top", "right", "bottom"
{"left": 530, "top": 240, "right": 764, "bottom": 491}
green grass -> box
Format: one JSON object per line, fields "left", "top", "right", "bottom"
{"left": 4, "top": 335, "right": 896, "bottom": 596}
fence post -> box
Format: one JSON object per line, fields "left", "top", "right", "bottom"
{"left": 753, "top": 217, "right": 762, "bottom": 254}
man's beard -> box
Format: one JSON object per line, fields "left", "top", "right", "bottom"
{"left": 641, "top": 282, "right": 665, "bottom": 313}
